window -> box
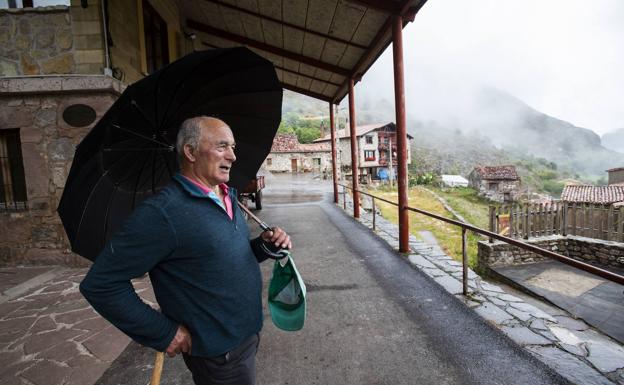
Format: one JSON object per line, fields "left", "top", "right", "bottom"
{"left": 488, "top": 182, "right": 499, "bottom": 191}
{"left": 0, "top": 129, "right": 27, "bottom": 211}
{"left": 313, "top": 158, "right": 321, "bottom": 166}
{"left": 0, "top": 0, "right": 69, "bottom": 8}
{"left": 143, "top": 0, "right": 169, "bottom": 74}
{"left": 364, "top": 150, "right": 375, "bottom": 161}
{"left": 266, "top": 158, "right": 272, "bottom": 166}
{"left": 365, "top": 135, "right": 373, "bottom": 144}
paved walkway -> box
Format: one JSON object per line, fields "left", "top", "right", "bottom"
{"left": 0, "top": 267, "right": 154, "bottom": 385}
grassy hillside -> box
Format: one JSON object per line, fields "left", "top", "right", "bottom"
{"left": 371, "top": 186, "right": 489, "bottom": 268}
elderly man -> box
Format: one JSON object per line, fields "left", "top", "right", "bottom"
{"left": 80, "top": 116, "right": 291, "bottom": 385}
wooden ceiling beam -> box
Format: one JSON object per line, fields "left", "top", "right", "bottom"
{"left": 274, "top": 64, "right": 343, "bottom": 87}
{"left": 203, "top": 0, "right": 368, "bottom": 50}
{"left": 282, "top": 83, "right": 332, "bottom": 103}
{"left": 188, "top": 19, "right": 351, "bottom": 77}
{"left": 345, "top": 0, "right": 400, "bottom": 14}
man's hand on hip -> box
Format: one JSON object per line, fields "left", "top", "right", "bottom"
{"left": 166, "top": 325, "right": 192, "bottom": 357}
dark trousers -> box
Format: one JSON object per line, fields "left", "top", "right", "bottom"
{"left": 182, "top": 334, "right": 259, "bottom": 385}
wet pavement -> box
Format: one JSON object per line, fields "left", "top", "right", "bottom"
{"left": 0, "top": 172, "right": 622, "bottom": 384}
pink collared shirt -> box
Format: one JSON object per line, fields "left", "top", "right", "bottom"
{"left": 182, "top": 175, "right": 233, "bottom": 220}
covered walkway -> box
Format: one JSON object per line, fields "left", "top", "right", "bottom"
{"left": 94, "top": 174, "right": 566, "bottom": 385}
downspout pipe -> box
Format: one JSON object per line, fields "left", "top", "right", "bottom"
{"left": 101, "top": 0, "right": 112, "bottom": 76}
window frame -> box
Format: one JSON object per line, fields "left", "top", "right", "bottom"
{"left": 0, "top": 129, "right": 28, "bottom": 212}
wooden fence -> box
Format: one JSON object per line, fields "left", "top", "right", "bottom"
{"left": 489, "top": 202, "right": 624, "bottom": 242}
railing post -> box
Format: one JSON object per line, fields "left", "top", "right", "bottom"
{"left": 372, "top": 197, "right": 376, "bottom": 231}
{"left": 462, "top": 227, "right": 468, "bottom": 295}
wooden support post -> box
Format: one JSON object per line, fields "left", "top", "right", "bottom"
{"left": 489, "top": 206, "right": 495, "bottom": 243}
{"left": 618, "top": 206, "right": 624, "bottom": 242}
{"left": 348, "top": 78, "right": 360, "bottom": 218}
{"left": 571, "top": 203, "right": 577, "bottom": 236}
{"left": 392, "top": 14, "right": 409, "bottom": 253}
{"left": 524, "top": 204, "right": 530, "bottom": 240}
{"left": 509, "top": 204, "right": 514, "bottom": 238}
{"left": 607, "top": 205, "right": 614, "bottom": 241}
{"left": 562, "top": 202, "right": 567, "bottom": 236}
{"left": 330, "top": 103, "right": 338, "bottom": 204}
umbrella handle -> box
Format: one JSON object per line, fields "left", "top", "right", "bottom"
{"left": 150, "top": 351, "right": 165, "bottom": 385}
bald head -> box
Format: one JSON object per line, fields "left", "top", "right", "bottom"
{"left": 176, "top": 116, "right": 230, "bottom": 165}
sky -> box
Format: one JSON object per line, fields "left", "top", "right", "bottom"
{"left": 352, "top": 0, "right": 624, "bottom": 136}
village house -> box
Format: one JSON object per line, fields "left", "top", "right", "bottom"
{"left": 263, "top": 133, "right": 331, "bottom": 174}
{"left": 560, "top": 184, "right": 624, "bottom": 208}
{"left": 313, "top": 122, "right": 412, "bottom": 183}
{"left": 0, "top": 1, "right": 188, "bottom": 265}
{"left": 468, "top": 165, "right": 520, "bottom": 202}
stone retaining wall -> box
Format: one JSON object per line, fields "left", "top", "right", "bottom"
{"left": 478, "top": 235, "right": 624, "bottom": 272}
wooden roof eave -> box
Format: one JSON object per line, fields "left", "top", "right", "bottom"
{"left": 183, "top": 0, "right": 428, "bottom": 104}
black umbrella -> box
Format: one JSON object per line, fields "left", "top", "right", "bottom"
{"left": 58, "top": 48, "right": 283, "bottom": 261}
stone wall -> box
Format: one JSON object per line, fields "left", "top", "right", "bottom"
{"left": 478, "top": 235, "right": 624, "bottom": 273}
{"left": 264, "top": 151, "right": 332, "bottom": 173}
{"left": 0, "top": 6, "right": 80, "bottom": 76}
{"left": 0, "top": 76, "right": 123, "bottom": 266}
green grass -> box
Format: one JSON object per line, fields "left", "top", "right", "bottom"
{"left": 427, "top": 186, "right": 490, "bottom": 229}
{"left": 370, "top": 186, "right": 489, "bottom": 268}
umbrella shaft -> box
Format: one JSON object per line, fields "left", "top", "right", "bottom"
{"left": 236, "top": 201, "right": 271, "bottom": 232}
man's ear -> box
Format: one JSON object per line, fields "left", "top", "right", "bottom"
{"left": 183, "top": 144, "right": 196, "bottom": 163}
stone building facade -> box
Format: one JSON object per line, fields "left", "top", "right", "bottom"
{"left": 313, "top": 122, "right": 412, "bottom": 182}
{"left": 0, "top": 1, "right": 186, "bottom": 266}
{"left": 468, "top": 165, "right": 520, "bottom": 202}
{"left": 263, "top": 133, "right": 331, "bottom": 174}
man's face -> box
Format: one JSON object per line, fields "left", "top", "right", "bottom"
{"left": 191, "top": 122, "right": 236, "bottom": 186}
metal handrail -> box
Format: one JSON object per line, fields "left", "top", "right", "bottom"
{"left": 338, "top": 184, "right": 624, "bottom": 291}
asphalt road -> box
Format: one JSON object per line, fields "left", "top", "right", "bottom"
{"left": 96, "top": 175, "right": 568, "bottom": 385}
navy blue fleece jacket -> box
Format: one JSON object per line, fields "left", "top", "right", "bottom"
{"left": 80, "top": 174, "right": 269, "bottom": 357}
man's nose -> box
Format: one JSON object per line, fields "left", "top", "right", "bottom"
{"left": 226, "top": 146, "right": 236, "bottom": 161}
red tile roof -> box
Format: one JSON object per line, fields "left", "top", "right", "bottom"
{"left": 270, "top": 133, "right": 330, "bottom": 153}
{"left": 561, "top": 185, "right": 624, "bottom": 204}
{"left": 472, "top": 165, "right": 519, "bottom": 180}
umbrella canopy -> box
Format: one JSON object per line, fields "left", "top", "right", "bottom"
{"left": 58, "top": 48, "right": 282, "bottom": 261}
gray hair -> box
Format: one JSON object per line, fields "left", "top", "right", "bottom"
{"left": 176, "top": 117, "right": 206, "bottom": 164}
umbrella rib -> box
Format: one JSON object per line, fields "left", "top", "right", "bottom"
{"left": 131, "top": 151, "right": 151, "bottom": 210}
{"left": 130, "top": 100, "right": 158, "bottom": 133}
{"left": 102, "top": 184, "right": 118, "bottom": 249}
{"left": 112, "top": 123, "right": 172, "bottom": 148}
